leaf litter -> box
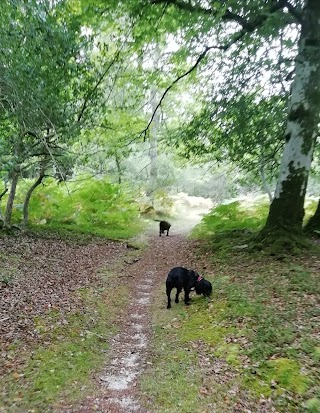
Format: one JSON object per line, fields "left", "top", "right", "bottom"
{"left": 1, "top": 206, "right": 319, "bottom": 413}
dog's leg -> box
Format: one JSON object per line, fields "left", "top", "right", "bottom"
{"left": 184, "top": 289, "right": 191, "bottom": 305}
{"left": 166, "top": 286, "right": 172, "bottom": 309}
{"left": 175, "top": 287, "right": 182, "bottom": 303}
{"left": 166, "top": 229, "right": 169, "bottom": 236}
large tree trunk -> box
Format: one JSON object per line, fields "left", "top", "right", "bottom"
{"left": 304, "top": 198, "right": 320, "bottom": 232}
{"left": 263, "top": 0, "right": 320, "bottom": 233}
{"left": 4, "top": 169, "right": 19, "bottom": 228}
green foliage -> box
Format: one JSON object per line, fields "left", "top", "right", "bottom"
{"left": 191, "top": 198, "right": 316, "bottom": 255}
{"left": 192, "top": 199, "right": 268, "bottom": 239}
{"left": 176, "top": 94, "right": 287, "bottom": 182}
{"left": 8, "top": 177, "right": 142, "bottom": 239}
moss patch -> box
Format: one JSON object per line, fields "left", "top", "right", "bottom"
{"left": 244, "top": 358, "right": 310, "bottom": 398}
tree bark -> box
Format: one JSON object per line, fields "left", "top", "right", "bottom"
{"left": 263, "top": 0, "right": 320, "bottom": 232}
{"left": 4, "top": 169, "right": 19, "bottom": 228}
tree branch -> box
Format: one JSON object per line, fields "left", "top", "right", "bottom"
{"left": 140, "top": 45, "right": 220, "bottom": 138}
{"left": 0, "top": 188, "right": 8, "bottom": 201}
{"left": 77, "top": 52, "right": 121, "bottom": 123}
{"left": 150, "top": 0, "right": 300, "bottom": 27}
{"left": 141, "top": 0, "right": 295, "bottom": 137}
{"left": 284, "top": 1, "right": 303, "bottom": 23}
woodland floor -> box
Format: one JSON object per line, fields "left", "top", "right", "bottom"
{"left": 0, "top": 210, "right": 207, "bottom": 413}
{"left": 0, "top": 210, "right": 319, "bottom": 412}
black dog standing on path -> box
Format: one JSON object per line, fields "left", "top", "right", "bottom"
{"left": 159, "top": 220, "right": 171, "bottom": 237}
{"left": 166, "top": 266, "right": 212, "bottom": 309}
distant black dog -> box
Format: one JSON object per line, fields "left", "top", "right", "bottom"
{"left": 159, "top": 220, "right": 171, "bottom": 237}
{"left": 166, "top": 266, "right": 212, "bottom": 309}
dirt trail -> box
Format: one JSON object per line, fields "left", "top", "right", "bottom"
{"left": 61, "top": 209, "right": 207, "bottom": 413}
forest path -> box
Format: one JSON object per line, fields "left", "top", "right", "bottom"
{"left": 61, "top": 211, "right": 207, "bottom": 413}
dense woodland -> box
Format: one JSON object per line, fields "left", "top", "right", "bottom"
{"left": 1, "top": 2, "right": 320, "bottom": 412}
{"left": 0, "top": 0, "right": 319, "bottom": 244}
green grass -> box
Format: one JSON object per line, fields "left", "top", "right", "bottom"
{"left": 141, "top": 305, "right": 203, "bottom": 413}
{"left": 30, "top": 219, "right": 143, "bottom": 241}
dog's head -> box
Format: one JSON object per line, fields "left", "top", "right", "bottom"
{"left": 195, "top": 279, "right": 212, "bottom": 296}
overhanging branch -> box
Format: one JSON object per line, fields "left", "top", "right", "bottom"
{"left": 141, "top": 0, "right": 298, "bottom": 137}
{"left": 150, "top": 0, "right": 301, "bottom": 25}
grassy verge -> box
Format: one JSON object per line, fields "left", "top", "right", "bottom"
{"left": 141, "top": 200, "right": 320, "bottom": 412}
{"left": 0, "top": 264, "right": 130, "bottom": 413}
{"left": 28, "top": 219, "right": 144, "bottom": 242}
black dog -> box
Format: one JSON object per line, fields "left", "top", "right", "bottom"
{"left": 159, "top": 220, "right": 171, "bottom": 237}
{"left": 166, "top": 266, "right": 212, "bottom": 309}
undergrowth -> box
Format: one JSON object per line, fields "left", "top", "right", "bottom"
{"left": 191, "top": 200, "right": 317, "bottom": 255}
{"left": 6, "top": 177, "right": 143, "bottom": 240}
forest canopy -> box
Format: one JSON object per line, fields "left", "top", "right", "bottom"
{"left": 0, "top": 0, "right": 320, "bottom": 242}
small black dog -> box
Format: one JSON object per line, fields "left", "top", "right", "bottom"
{"left": 166, "top": 266, "right": 212, "bottom": 309}
{"left": 159, "top": 220, "right": 171, "bottom": 237}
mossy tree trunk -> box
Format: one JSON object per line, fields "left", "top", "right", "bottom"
{"left": 263, "top": 0, "right": 320, "bottom": 234}
{"left": 304, "top": 199, "right": 320, "bottom": 232}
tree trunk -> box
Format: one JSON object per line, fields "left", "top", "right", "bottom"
{"left": 23, "top": 166, "right": 46, "bottom": 227}
{"left": 304, "top": 198, "right": 320, "bottom": 232}
{"left": 263, "top": 0, "right": 320, "bottom": 233}
{"left": 0, "top": 187, "right": 8, "bottom": 221}
{"left": 259, "top": 161, "right": 273, "bottom": 203}
{"left": 4, "top": 169, "right": 19, "bottom": 228}
{"left": 115, "top": 152, "right": 122, "bottom": 185}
